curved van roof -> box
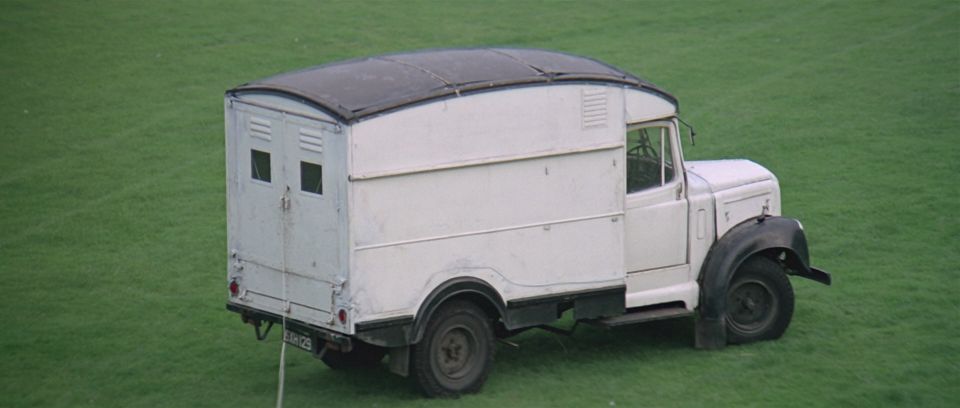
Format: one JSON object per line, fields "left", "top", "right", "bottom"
{"left": 229, "top": 48, "right": 677, "bottom": 123}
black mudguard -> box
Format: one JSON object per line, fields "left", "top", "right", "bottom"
{"left": 408, "top": 277, "right": 508, "bottom": 345}
{"left": 695, "top": 216, "right": 831, "bottom": 350}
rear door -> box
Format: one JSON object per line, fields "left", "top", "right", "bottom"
{"left": 280, "top": 116, "right": 342, "bottom": 324}
{"left": 229, "top": 102, "right": 341, "bottom": 325}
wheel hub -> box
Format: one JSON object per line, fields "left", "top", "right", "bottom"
{"left": 437, "top": 328, "right": 472, "bottom": 378}
{"left": 728, "top": 280, "right": 776, "bottom": 332}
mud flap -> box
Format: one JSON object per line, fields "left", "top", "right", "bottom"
{"left": 388, "top": 346, "right": 410, "bottom": 377}
{"left": 694, "top": 316, "right": 727, "bottom": 350}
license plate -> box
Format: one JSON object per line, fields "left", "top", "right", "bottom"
{"left": 283, "top": 329, "right": 314, "bottom": 352}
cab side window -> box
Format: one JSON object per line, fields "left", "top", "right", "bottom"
{"left": 626, "top": 125, "right": 674, "bottom": 194}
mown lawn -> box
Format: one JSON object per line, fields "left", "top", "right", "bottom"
{"left": 1, "top": 1, "right": 957, "bottom": 407}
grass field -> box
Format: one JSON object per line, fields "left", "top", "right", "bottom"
{"left": 1, "top": 0, "right": 958, "bottom": 406}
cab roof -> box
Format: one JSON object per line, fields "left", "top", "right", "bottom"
{"left": 229, "top": 48, "right": 677, "bottom": 123}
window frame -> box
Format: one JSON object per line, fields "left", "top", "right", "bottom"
{"left": 299, "top": 160, "right": 324, "bottom": 196}
{"left": 625, "top": 120, "right": 681, "bottom": 197}
{"left": 250, "top": 149, "right": 272, "bottom": 184}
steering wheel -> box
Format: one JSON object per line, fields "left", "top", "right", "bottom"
{"left": 627, "top": 143, "right": 658, "bottom": 161}
{"left": 626, "top": 145, "right": 661, "bottom": 192}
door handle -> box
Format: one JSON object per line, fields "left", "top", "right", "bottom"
{"left": 281, "top": 187, "right": 291, "bottom": 210}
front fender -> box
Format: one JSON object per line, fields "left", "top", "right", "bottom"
{"left": 695, "top": 216, "right": 831, "bottom": 349}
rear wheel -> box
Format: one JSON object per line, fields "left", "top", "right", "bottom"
{"left": 411, "top": 300, "right": 494, "bottom": 398}
{"left": 319, "top": 340, "right": 386, "bottom": 370}
{"left": 725, "top": 256, "right": 795, "bottom": 344}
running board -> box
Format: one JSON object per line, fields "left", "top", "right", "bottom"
{"left": 590, "top": 307, "right": 694, "bottom": 328}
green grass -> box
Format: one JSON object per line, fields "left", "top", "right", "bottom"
{"left": 1, "top": 0, "right": 958, "bottom": 406}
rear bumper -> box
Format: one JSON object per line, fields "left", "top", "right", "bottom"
{"left": 226, "top": 302, "right": 352, "bottom": 349}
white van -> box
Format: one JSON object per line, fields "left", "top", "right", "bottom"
{"left": 224, "top": 48, "right": 830, "bottom": 397}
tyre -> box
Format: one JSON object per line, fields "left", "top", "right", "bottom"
{"left": 411, "top": 300, "right": 495, "bottom": 398}
{"left": 319, "top": 340, "right": 387, "bottom": 370}
{"left": 725, "top": 256, "right": 795, "bottom": 344}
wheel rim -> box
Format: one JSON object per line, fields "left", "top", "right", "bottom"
{"left": 434, "top": 325, "right": 477, "bottom": 380}
{"left": 727, "top": 278, "right": 778, "bottom": 334}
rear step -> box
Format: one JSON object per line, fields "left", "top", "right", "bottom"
{"left": 590, "top": 306, "right": 694, "bottom": 328}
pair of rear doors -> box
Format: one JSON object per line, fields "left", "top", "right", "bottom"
{"left": 228, "top": 102, "right": 342, "bottom": 323}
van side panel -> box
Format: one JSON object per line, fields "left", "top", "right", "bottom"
{"left": 349, "top": 85, "right": 624, "bottom": 178}
{"left": 351, "top": 149, "right": 621, "bottom": 248}
{"left": 351, "top": 150, "right": 625, "bottom": 317}
{"left": 347, "top": 85, "right": 628, "bottom": 322}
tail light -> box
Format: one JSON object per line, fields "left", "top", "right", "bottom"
{"left": 338, "top": 309, "right": 347, "bottom": 324}
{"left": 229, "top": 280, "right": 239, "bottom": 297}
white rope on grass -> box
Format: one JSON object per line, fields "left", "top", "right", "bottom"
{"left": 276, "top": 313, "right": 287, "bottom": 408}
{"left": 277, "top": 185, "right": 291, "bottom": 408}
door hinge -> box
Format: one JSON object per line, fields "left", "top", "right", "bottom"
{"left": 332, "top": 277, "right": 347, "bottom": 295}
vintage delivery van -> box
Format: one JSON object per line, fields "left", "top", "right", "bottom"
{"left": 224, "top": 48, "right": 830, "bottom": 397}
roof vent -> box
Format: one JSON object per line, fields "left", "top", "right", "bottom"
{"left": 582, "top": 88, "right": 607, "bottom": 129}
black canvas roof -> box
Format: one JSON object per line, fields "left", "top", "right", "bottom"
{"left": 229, "top": 48, "right": 677, "bottom": 123}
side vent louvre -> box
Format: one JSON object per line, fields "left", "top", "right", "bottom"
{"left": 299, "top": 128, "right": 324, "bottom": 154}
{"left": 582, "top": 88, "right": 608, "bottom": 129}
{"left": 249, "top": 116, "right": 272, "bottom": 141}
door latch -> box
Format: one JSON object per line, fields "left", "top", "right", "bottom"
{"left": 280, "top": 187, "right": 291, "bottom": 210}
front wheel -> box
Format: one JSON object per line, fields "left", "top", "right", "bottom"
{"left": 411, "top": 300, "right": 495, "bottom": 398}
{"left": 725, "top": 256, "right": 795, "bottom": 344}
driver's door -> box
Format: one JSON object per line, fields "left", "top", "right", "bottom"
{"left": 623, "top": 120, "right": 688, "bottom": 280}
